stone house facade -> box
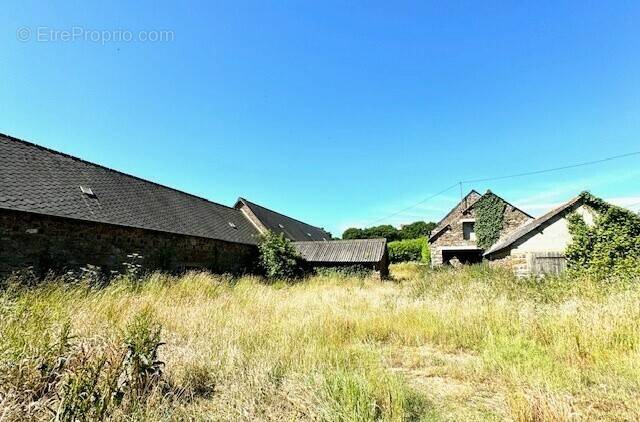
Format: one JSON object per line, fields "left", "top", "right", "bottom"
{"left": 429, "top": 190, "right": 532, "bottom": 267}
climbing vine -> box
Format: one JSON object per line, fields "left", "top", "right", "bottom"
{"left": 474, "top": 192, "right": 506, "bottom": 249}
{"left": 566, "top": 192, "right": 640, "bottom": 278}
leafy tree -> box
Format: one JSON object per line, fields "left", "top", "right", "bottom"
{"left": 258, "top": 231, "right": 304, "bottom": 280}
{"left": 364, "top": 225, "right": 401, "bottom": 242}
{"left": 342, "top": 221, "right": 436, "bottom": 241}
{"left": 399, "top": 221, "right": 436, "bottom": 239}
{"left": 342, "top": 227, "right": 365, "bottom": 240}
{"left": 342, "top": 225, "right": 400, "bottom": 241}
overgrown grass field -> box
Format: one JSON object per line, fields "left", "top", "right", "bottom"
{"left": 1, "top": 264, "right": 639, "bottom": 421}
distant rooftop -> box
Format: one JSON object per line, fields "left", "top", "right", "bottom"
{"left": 235, "top": 197, "right": 332, "bottom": 242}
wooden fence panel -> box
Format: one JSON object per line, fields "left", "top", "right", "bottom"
{"left": 527, "top": 252, "right": 567, "bottom": 275}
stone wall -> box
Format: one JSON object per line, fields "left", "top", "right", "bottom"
{"left": 488, "top": 250, "right": 567, "bottom": 277}
{"left": 487, "top": 250, "right": 529, "bottom": 277}
{"left": 0, "top": 209, "right": 258, "bottom": 278}
{"left": 497, "top": 205, "right": 533, "bottom": 242}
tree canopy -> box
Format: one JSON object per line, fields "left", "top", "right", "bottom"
{"left": 342, "top": 221, "right": 436, "bottom": 241}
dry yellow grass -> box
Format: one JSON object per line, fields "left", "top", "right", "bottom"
{"left": 1, "top": 263, "right": 639, "bottom": 421}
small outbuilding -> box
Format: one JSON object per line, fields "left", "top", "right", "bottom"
{"left": 484, "top": 195, "right": 596, "bottom": 276}
{"left": 292, "top": 238, "right": 389, "bottom": 277}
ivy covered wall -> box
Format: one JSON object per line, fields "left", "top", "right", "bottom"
{"left": 566, "top": 192, "right": 640, "bottom": 278}
{"left": 474, "top": 192, "right": 507, "bottom": 249}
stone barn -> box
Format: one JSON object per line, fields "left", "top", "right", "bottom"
{"left": 0, "top": 134, "right": 260, "bottom": 277}
{"left": 429, "top": 190, "right": 532, "bottom": 267}
{"left": 0, "top": 133, "right": 388, "bottom": 279}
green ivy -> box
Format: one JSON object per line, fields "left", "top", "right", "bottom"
{"left": 474, "top": 192, "right": 506, "bottom": 249}
{"left": 566, "top": 192, "right": 640, "bottom": 278}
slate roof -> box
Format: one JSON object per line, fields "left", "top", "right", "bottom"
{"left": 0, "top": 134, "right": 259, "bottom": 244}
{"left": 235, "top": 197, "right": 332, "bottom": 241}
{"left": 292, "top": 238, "right": 387, "bottom": 263}
{"left": 484, "top": 195, "right": 583, "bottom": 257}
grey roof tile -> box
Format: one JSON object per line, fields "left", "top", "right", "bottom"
{"left": 0, "top": 134, "right": 259, "bottom": 244}
{"left": 236, "top": 197, "right": 332, "bottom": 241}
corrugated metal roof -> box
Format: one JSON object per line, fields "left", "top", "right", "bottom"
{"left": 236, "top": 197, "right": 332, "bottom": 241}
{"left": 293, "top": 238, "right": 386, "bottom": 263}
{"left": 0, "top": 134, "right": 260, "bottom": 244}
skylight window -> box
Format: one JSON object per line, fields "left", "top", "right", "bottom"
{"left": 307, "top": 233, "right": 312, "bottom": 237}
{"left": 80, "top": 186, "right": 96, "bottom": 197}
{"left": 228, "top": 222, "right": 237, "bottom": 229}
{"left": 278, "top": 224, "right": 284, "bottom": 228}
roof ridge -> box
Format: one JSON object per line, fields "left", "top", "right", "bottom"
{"left": 294, "top": 238, "right": 386, "bottom": 244}
{"left": 0, "top": 132, "right": 239, "bottom": 212}
{"left": 484, "top": 194, "right": 584, "bottom": 256}
{"left": 239, "top": 197, "right": 329, "bottom": 233}
{"left": 463, "top": 190, "right": 534, "bottom": 219}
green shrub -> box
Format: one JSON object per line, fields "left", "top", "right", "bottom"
{"left": 258, "top": 231, "right": 304, "bottom": 280}
{"left": 388, "top": 238, "right": 428, "bottom": 263}
{"left": 421, "top": 240, "right": 431, "bottom": 265}
{"left": 566, "top": 192, "right": 640, "bottom": 278}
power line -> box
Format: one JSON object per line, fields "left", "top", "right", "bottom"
{"left": 460, "top": 151, "right": 640, "bottom": 184}
{"left": 366, "top": 150, "right": 640, "bottom": 226}
{"left": 367, "top": 183, "right": 459, "bottom": 225}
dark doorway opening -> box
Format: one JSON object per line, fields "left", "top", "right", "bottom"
{"left": 442, "top": 249, "right": 483, "bottom": 265}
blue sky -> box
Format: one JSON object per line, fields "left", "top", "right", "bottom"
{"left": 2, "top": 1, "right": 639, "bottom": 237}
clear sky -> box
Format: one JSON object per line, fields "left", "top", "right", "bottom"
{"left": 2, "top": 1, "right": 639, "bottom": 237}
